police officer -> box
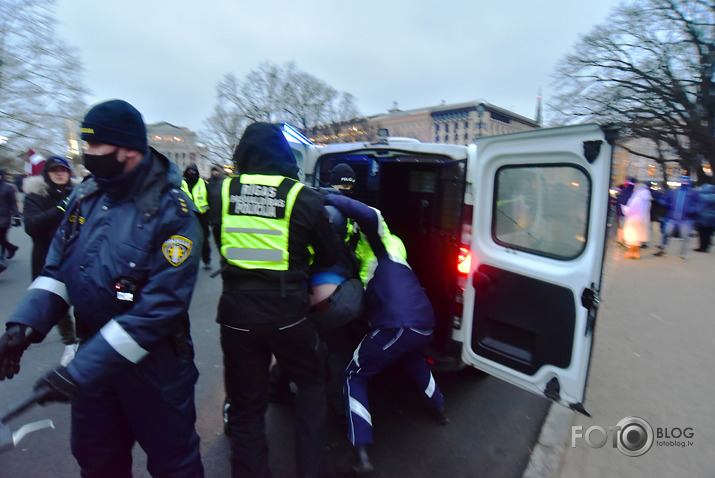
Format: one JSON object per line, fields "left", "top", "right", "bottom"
{"left": 181, "top": 163, "right": 211, "bottom": 269}
{"left": 325, "top": 193, "right": 448, "bottom": 474}
{"left": 308, "top": 163, "right": 366, "bottom": 418}
{"left": 217, "top": 122, "right": 340, "bottom": 477}
{"left": 206, "top": 164, "right": 226, "bottom": 251}
{"left": 0, "top": 100, "right": 204, "bottom": 477}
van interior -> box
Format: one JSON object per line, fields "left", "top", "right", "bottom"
{"left": 314, "top": 151, "right": 467, "bottom": 367}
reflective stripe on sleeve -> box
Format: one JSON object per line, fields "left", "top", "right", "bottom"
{"left": 29, "top": 277, "right": 70, "bottom": 305}
{"left": 100, "top": 319, "right": 148, "bottom": 364}
{"left": 349, "top": 396, "right": 372, "bottom": 426}
{"left": 425, "top": 373, "right": 436, "bottom": 398}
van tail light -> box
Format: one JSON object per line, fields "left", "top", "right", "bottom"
{"left": 457, "top": 247, "right": 472, "bottom": 275}
{"left": 458, "top": 204, "right": 474, "bottom": 277}
{"left": 453, "top": 205, "right": 474, "bottom": 330}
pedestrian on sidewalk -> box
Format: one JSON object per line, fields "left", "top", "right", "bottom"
{"left": 654, "top": 175, "right": 699, "bottom": 261}
{"left": 693, "top": 179, "right": 715, "bottom": 253}
{"left": 621, "top": 182, "right": 652, "bottom": 259}
{"left": 0, "top": 168, "right": 21, "bottom": 265}
{"left": 23, "top": 156, "right": 80, "bottom": 365}
{"left": 615, "top": 178, "right": 635, "bottom": 248}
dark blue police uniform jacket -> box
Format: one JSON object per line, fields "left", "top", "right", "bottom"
{"left": 7, "top": 148, "right": 203, "bottom": 474}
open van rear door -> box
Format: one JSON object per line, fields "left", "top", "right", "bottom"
{"left": 461, "top": 123, "right": 616, "bottom": 414}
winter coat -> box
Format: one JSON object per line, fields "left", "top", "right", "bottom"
{"left": 23, "top": 174, "right": 79, "bottom": 279}
{"left": 616, "top": 183, "right": 634, "bottom": 218}
{"left": 621, "top": 185, "right": 652, "bottom": 246}
{"left": 216, "top": 122, "right": 340, "bottom": 328}
{"left": 0, "top": 170, "right": 19, "bottom": 228}
{"left": 206, "top": 174, "right": 224, "bottom": 227}
{"left": 662, "top": 184, "right": 699, "bottom": 222}
{"left": 326, "top": 193, "right": 435, "bottom": 330}
{"left": 695, "top": 183, "right": 715, "bottom": 228}
{"left": 8, "top": 148, "right": 202, "bottom": 389}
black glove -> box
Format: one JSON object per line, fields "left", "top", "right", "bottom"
{"left": 33, "top": 367, "right": 79, "bottom": 405}
{"left": 12, "top": 216, "right": 21, "bottom": 227}
{"left": 0, "top": 324, "right": 38, "bottom": 380}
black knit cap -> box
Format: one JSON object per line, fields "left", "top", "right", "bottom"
{"left": 81, "top": 100, "right": 147, "bottom": 151}
{"left": 329, "top": 163, "right": 356, "bottom": 187}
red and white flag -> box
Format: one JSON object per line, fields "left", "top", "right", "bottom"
{"left": 26, "top": 149, "right": 45, "bottom": 176}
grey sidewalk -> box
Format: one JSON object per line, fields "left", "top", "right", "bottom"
{"left": 524, "top": 233, "right": 714, "bottom": 478}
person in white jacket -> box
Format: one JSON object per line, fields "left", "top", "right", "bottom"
{"left": 621, "top": 183, "right": 652, "bottom": 259}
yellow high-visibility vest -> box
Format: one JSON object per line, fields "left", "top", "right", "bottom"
{"left": 181, "top": 179, "right": 209, "bottom": 213}
{"left": 220, "top": 174, "right": 303, "bottom": 270}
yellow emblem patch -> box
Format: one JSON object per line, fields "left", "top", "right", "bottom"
{"left": 81, "top": 127, "right": 94, "bottom": 134}
{"left": 162, "top": 235, "right": 193, "bottom": 266}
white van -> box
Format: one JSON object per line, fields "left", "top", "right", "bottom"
{"left": 287, "top": 123, "right": 617, "bottom": 414}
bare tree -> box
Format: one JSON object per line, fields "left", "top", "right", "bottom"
{"left": 0, "top": 0, "right": 88, "bottom": 159}
{"left": 550, "top": 0, "right": 715, "bottom": 178}
{"left": 201, "top": 74, "right": 249, "bottom": 164}
{"left": 201, "top": 61, "right": 360, "bottom": 161}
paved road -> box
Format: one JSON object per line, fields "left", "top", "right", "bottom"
{"left": 0, "top": 227, "right": 549, "bottom": 477}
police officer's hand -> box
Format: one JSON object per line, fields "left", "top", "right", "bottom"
{"left": 12, "top": 216, "right": 21, "bottom": 227}
{"left": 33, "top": 367, "right": 79, "bottom": 405}
{"left": 0, "top": 324, "right": 37, "bottom": 380}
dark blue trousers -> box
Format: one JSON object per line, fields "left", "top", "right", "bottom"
{"left": 345, "top": 327, "right": 444, "bottom": 445}
{"left": 71, "top": 344, "right": 203, "bottom": 478}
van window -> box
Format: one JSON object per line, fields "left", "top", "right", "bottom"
{"left": 493, "top": 165, "right": 590, "bottom": 259}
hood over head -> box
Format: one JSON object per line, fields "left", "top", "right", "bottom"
{"left": 183, "top": 163, "right": 199, "bottom": 177}
{"left": 232, "top": 122, "right": 299, "bottom": 180}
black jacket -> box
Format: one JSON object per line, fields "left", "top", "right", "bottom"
{"left": 23, "top": 175, "right": 78, "bottom": 279}
{"left": 0, "top": 170, "right": 19, "bottom": 229}
{"left": 206, "top": 174, "right": 224, "bottom": 227}
{"left": 217, "top": 123, "right": 340, "bottom": 327}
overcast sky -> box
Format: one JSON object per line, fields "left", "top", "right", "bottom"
{"left": 55, "top": 0, "right": 622, "bottom": 133}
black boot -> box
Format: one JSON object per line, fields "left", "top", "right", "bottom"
{"left": 352, "top": 444, "right": 374, "bottom": 474}
{"left": 432, "top": 405, "right": 450, "bottom": 425}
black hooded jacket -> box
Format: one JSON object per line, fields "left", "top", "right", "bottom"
{"left": 23, "top": 162, "right": 79, "bottom": 279}
{"left": 218, "top": 122, "right": 340, "bottom": 327}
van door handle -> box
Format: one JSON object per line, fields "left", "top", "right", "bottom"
{"left": 473, "top": 271, "right": 495, "bottom": 291}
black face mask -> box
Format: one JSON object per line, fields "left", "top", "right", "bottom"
{"left": 83, "top": 150, "right": 125, "bottom": 180}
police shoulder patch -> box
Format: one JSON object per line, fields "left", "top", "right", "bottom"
{"left": 162, "top": 235, "right": 193, "bottom": 266}
{"left": 169, "top": 188, "right": 192, "bottom": 217}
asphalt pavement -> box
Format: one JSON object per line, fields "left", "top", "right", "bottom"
{"left": 0, "top": 224, "right": 548, "bottom": 477}
{"left": 524, "top": 231, "right": 714, "bottom": 478}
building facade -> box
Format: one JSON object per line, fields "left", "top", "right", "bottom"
{"left": 309, "top": 100, "right": 540, "bottom": 146}
{"left": 147, "top": 122, "right": 210, "bottom": 177}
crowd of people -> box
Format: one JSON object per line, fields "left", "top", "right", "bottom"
{"left": 2, "top": 98, "right": 713, "bottom": 476}
{"left": 0, "top": 100, "right": 448, "bottom": 477}
{"left": 615, "top": 174, "right": 715, "bottom": 261}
